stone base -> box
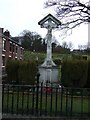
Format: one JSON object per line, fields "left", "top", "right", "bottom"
{"left": 38, "top": 65, "right": 59, "bottom": 84}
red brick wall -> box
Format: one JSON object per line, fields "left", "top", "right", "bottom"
{"left": 2, "top": 30, "right": 24, "bottom": 66}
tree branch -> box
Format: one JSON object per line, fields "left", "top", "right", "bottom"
{"left": 45, "top": 0, "right": 90, "bottom": 36}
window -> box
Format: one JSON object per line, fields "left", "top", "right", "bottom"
{"left": 20, "top": 47, "right": 22, "bottom": 54}
{"left": 3, "top": 38, "right": 6, "bottom": 51}
{"left": 20, "top": 47, "right": 23, "bottom": 54}
{"left": 13, "top": 44, "right": 14, "bottom": 52}
{"left": 10, "top": 42, "right": 12, "bottom": 52}
{"left": 16, "top": 45, "right": 18, "bottom": 53}
{"left": 2, "top": 56, "right": 5, "bottom": 67}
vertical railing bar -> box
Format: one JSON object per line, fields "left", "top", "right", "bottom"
{"left": 26, "top": 87, "right": 29, "bottom": 115}
{"left": 88, "top": 88, "right": 90, "bottom": 117}
{"left": 55, "top": 86, "right": 58, "bottom": 116}
{"left": 11, "top": 85, "right": 14, "bottom": 114}
{"left": 35, "top": 78, "right": 39, "bottom": 116}
{"left": 35, "top": 73, "right": 40, "bottom": 116}
{"left": 40, "top": 82, "right": 43, "bottom": 116}
{"left": 16, "top": 85, "right": 19, "bottom": 114}
{"left": 6, "top": 85, "right": 9, "bottom": 113}
{"left": 2, "top": 84, "right": 4, "bottom": 113}
{"left": 70, "top": 87, "right": 73, "bottom": 117}
{"left": 32, "top": 84, "right": 34, "bottom": 115}
{"left": 60, "top": 86, "right": 63, "bottom": 115}
{"left": 45, "top": 84, "right": 47, "bottom": 116}
{"left": 65, "top": 88, "right": 68, "bottom": 116}
{"left": 81, "top": 88, "right": 83, "bottom": 118}
{"left": 22, "top": 85, "right": 24, "bottom": 115}
{"left": 50, "top": 84, "right": 52, "bottom": 116}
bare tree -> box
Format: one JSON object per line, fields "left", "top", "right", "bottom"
{"left": 68, "top": 41, "right": 74, "bottom": 50}
{"left": 62, "top": 41, "right": 68, "bottom": 48}
{"left": 78, "top": 44, "right": 83, "bottom": 50}
{"left": 45, "top": 0, "right": 90, "bottom": 36}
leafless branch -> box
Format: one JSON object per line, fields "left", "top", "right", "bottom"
{"left": 45, "top": 0, "right": 90, "bottom": 36}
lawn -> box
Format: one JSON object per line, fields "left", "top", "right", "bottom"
{"left": 23, "top": 51, "right": 70, "bottom": 61}
{"left": 2, "top": 89, "right": 89, "bottom": 116}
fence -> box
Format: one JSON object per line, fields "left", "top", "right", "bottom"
{"left": 2, "top": 82, "right": 90, "bottom": 118}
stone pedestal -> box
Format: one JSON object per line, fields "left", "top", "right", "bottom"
{"left": 39, "top": 65, "right": 59, "bottom": 83}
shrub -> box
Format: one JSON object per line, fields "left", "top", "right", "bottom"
{"left": 54, "top": 59, "right": 62, "bottom": 66}
{"left": 18, "top": 60, "right": 38, "bottom": 84}
{"left": 6, "top": 60, "right": 38, "bottom": 85}
{"left": 61, "top": 59, "right": 88, "bottom": 87}
{"left": 85, "top": 60, "right": 90, "bottom": 88}
{"left": 6, "top": 60, "right": 19, "bottom": 84}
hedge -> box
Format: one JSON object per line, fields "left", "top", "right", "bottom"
{"left": 53, "top": 59, "right": 62, "bottom": 66}
{"left": 6, "top": 60, "right": 19, "bottom": 84}
{"left": 6, "top": 60, "right": 38, "bottom": 85}
{"left": 5, "top": 59, "right": 90, "bottom": 87}
{"left": 85, "top": 60, "right": 90, "bottom": 88}
{"left": 61, "top": 59, "right": 88, "bottom": 87}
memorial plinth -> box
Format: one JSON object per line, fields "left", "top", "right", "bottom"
{"left": 38, "top": 14, "right": 61, "bottom": 83}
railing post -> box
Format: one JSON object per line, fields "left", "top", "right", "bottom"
{"left": 36, "top": 72, "right": 40, "bottom": 116}
{"left": 40, "top": 82, "right": 43, "bottom": 116}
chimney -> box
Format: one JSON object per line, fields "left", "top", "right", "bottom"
{"left": 0, "top": 28, "right": 3, "bottom": 47}
{"left": 4, "top": 30, "right": 10, "bottom": 37}
{"left": 0, "top": 28, "right": 3, "bottom": 36}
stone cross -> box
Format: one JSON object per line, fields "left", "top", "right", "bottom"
{"left": 38, "top": 14, "right": 61, "bottom": 66}
{"left": 44, "top": 20, "right": 57, "bottom": 65}
{"left": 38, "top": 14, "right": 61, "bottom": 83}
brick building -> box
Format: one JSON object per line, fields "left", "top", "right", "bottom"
{"left": 0, "top": 28, "right": 24, "bottom": 68}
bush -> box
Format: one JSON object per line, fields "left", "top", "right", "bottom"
{"left": 85, "top": 60, "right": 90, "bottom": 88}
{"left": 18, "top": 60, "right": 38, "bottom": 84}
{"left": 54, "top": 59, "right": 62, "bottom": 66}
{"left": 6, "top": 60, "right": 38, "bottom": 85}
{"left": 6, "top": 60, "right": 19, "bottom": 84}
{"left": 61, "top": 59, "right": 88, "bottom": 87}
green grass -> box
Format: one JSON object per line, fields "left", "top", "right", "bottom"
{"left": 3, "top": 91, "right": 89, "bottom": 116}
{"left": 23, "top": 51, "right": 70, "bottom": 61}
{"left": 23, "top": 51, "right": 46, "bottom": 61}
{"left": 23, "top": 51, "right": 90, "bottom": 62}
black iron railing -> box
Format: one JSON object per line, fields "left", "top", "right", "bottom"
{"left": 2, "top": 83, "right": 90, "bottom": 118}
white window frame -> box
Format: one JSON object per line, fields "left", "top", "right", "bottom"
{"left": 2, "top": 56, "right": 5, "bottom": 67}
{"left": 2, "top": 38, "right": 6, "bottom": 51}
{"left": 9, "top": 41, "right": 12, "bottom": 52}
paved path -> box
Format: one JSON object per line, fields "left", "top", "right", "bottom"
{"left": 2, "top": 114, "right": 90, "bottom": 120}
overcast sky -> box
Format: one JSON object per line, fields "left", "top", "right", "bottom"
{"left": 0, "top": 0, "right": 88, "bottom": 49}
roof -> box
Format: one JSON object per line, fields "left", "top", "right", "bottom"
{"left": 38, "top": 14, "right": 61, "bottom": 26}
{"left": 2, "top": 34, "right": 24, "bottom": 48}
